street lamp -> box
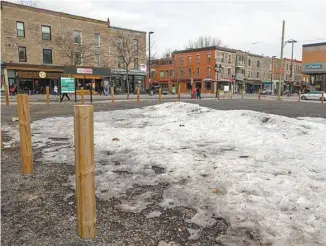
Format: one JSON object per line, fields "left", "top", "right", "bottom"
{"left": 214, "top": 64, "right": 223, "bottom": 98}
{"left": 148, "top": 31, "right": 154, "bottom": 93}
{"left": 271, "top": 56, "right": 276, "bottom": 94}
{"left": 287, "top": 39, "right": 297, "bottom": 93}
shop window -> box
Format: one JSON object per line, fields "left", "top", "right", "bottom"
{"left": 18, "top": 46, "right": 27, "bottom": 62}
{"left": 41, "top": 25, "right": 51, "bottom": 40}
{"left": 43, "top": 49, "right": 52, "bottom": 64}
{"left": 205, "top": 82, "right": 212, "bottom": 90}
{"left": 161, "top": 83, "right": 168, "bottom": 88}
{"left": 17, "top": 21, "right": 25, "bottom": 37}
{"left": 186, "top": 82, "right": 192, "bottom": 90}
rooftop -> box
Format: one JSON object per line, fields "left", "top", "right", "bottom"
{"left": 302, "top": 42, "right": 326, "bottom": 48}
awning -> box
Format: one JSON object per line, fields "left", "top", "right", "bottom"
{"left": 245, "top": 80, "right": 262, "bottom": 85}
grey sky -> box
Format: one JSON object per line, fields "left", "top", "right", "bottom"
{"left": 36, "top": 0, "right": 326, "bottom": 60}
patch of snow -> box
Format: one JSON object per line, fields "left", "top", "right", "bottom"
{"left": 3, "top": 102, "right": 326, "bottom": 245}
{"left": 145, "top": 211, "right": 162, "bottom": 219}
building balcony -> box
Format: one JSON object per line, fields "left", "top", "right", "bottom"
{"left": 236, "top": 61, "right": 244, "bottom": 67}
{"left": 235, "top": 73, "right": 244, "bottom": 80}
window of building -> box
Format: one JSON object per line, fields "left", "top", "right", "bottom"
{"left": 73, "top": 30, "right": 82, "bottom": 44}
{"left": 94, "top": 33, "right": 100, "bottom": 47}
{"left": 207, "top": 67, "right": 211, "bottom": 76}
{"left": 118, "top": 56, "right": 124, "bottom": 68}
{"left": 95, "top": 54, "right": 100, "bottom": 66}
{"left": 18, "top": 46, "right": 27, "bottom": 62}
{"left": 221, "top": 53, "right": 225, "bottom": 63}
{"left": 180, "top": 68, "right": 184, "bottom": 76}
{"left": 247, "top": 70, "right": 251, "bottom": 78}
{"left": 134, "top": 57, "right": 139, "bottom": 69}
{"left": 228, "top": 54, "right": 232, "bottom": 64}
{"left": 248, "top": 59, "right": 251, "bottom": 67}
{"left": 75, "top": 52, "right": 82, "bottom": 65}
{"left": 133, "top": 39, "right": 138, "bottom": 52}
{"left": 257, "top": 60, "right": 260, "bottom": 67}
{"left": 228, "top": 67, "right": 231, "bottom": 76}
{"left": 207, "top": 54, "right": 211, "bottom": 63}
{"left": 188, "top": 56, "right": 192, "bottom": 64}
{"left": 256, "top": 72, "right": 260, "bottom": 78}
{"left": 161, "top": 83, "right": 168, "bottom": 89}
{"left": 43, "top": 49, "right": 52, "bottom": 64}
{"left": 196, "top": 67, "right": 200, "bottom": 76}
{"left": 196, "top": 55, "right": 200, "bottom": 63}
{"left": 17, "top": 21, "right": 25, "bottom": 37}
{"left": 170, "top": 70, "right": 174, "bottom": 77}
{"left": 117, "top": 37, "right": 124, "bottom": 49}
{"left": 160, "top": 71, "right": 165, "bottom": 78}
{"left": 41, "top": 25, "right": 51, "bottom": 40}
{"left": 187, "top": 67, "right": 191, "bottom": 76}
{"left": 205, "top": 81, "right": 212, "bottom": 90}
{"left": 286, "top": 64, "right": 289, "bottom": 71}
{"left": 180, "top": 56, "right": 184, "bottom": 65}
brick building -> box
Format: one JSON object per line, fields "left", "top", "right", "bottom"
{"left": 0, "top": 1, "right": 147, "bottom": 94}
{"left": 302, "top": 42, "right": 326, "bottom": 92}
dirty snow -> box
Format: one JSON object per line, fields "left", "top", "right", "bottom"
{"left": 3, "top": 102, "right": 326, "bottom": 245}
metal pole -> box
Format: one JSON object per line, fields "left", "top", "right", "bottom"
{"left": 148, "top": 33, "right": 151, "bottom": 92}
{"left": 90, "top": 80, "right": 93, "bottom": 103}
{"left": 278, "top": 20, "right": 285, "bottom": 101}
{"left": 271, "top": 57, "right": 274, "bottom": 94}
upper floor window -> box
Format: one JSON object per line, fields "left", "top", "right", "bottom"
{"left": 117, "top": 37, "right": 124, "bottom": 49}
{"left": 196, "top": 67, "right": 200, "bottom": 76}
{"left": 196, "top": 55, "right": 200, "bottom": 63}
{"left": 180, "top": 56, "right": 184, "bottom": 65}
{"left": 134, "top": 57, "right": 139, "bottom": 69}
{"left": 248, "top": 59, "right": 251, "bottom": 67}
{"left": 180, "top": 68, "right": 184, "bottom": 76}
{"left": 160, "top": 71, "right": 165, "bottom": 78}
{"left": 75, "top": 52, "right": 82, "bottom": 65}
{"left": 257, "top": 60, "right": 260, "bottom": 68}
{"left": 207, "top": 67, "right": 211, "bottom": 76}
{"left": 73, "top": 30, "right": 82, "bottom": 44}
{"left": 170, "top": 70, "right": 174, "bottom": 77}
{"left": 228, "top": 55, "right": 232, "bottom": 64}
{"left": 207, "top": 54, "right": 211, "bottom": 63}
{"left": 17, "top": 22, "right": 25, "bottom": 37}
{"left": 188, "top": 67, "right": 192, "bottom": 76}
{"left": 118, "top": 56, "right": 124, "bottom": 68}
{"left": 228, "top": 67, "right": 231, "bottom": 76}
{"left": 18, "top": 46, "right": 27, "bottom": 62}
{"left": 94, "top": 33, "right": 100, "bottom": 47}
{"left": 133, "top": 39, "right": 138, "bottom": 52}
{"left": 247, "top": 70, "right": 251, "bottom": 78}
{"left": 256, "top": 72, "right": 260, "bottom": 78}
{"left": 41, "top": 25, "right": 51, "bottom": 40}
{"left": 95, "top": 53, "right": 100, "bottom": 66}
{"left": 43, "top": 49, "right": 52, "bottom": 64}
{"left": 220, "top": 53, "right": 224, "bottom": 63}
{"left": 188, "top": 56, "right": 192, "bottom": 64}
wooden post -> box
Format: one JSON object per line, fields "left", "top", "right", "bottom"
{"left": 74, "top": 105, "right": 96, "bottom": 239}
{"left": 111, "top": 87, "right": 114, "bottom": 104}
{"left": 17, "top": 94, "right": 33, "bottom": 175}
{"left": 298, "top": 89, "right": 301, "bottom": 102}
{"left": 158, "top": 88, "right": 162, "bottom": 103}
{"left": 217, "top": 89, "right": 220, "bottom": 100}
{"left": 258, "top": 89, "right": 261, "bottom": 100}
{"left": 4, "top": 83, "right": 9, "bottom": 105}
{"left": 80, "top": 87, "right": 85, "bottom": 104}
{"left": 137, "top": 87, "right": 140, "bottom": 104}
{"left": 178, "top": 86, "right": 181, "bottom": 101}
{"left": 46, "top": 86, "right": 50, "bottom": 105}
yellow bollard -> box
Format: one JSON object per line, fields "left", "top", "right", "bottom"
{"left": 258, "top": 89, "right": 261, "bottom": 100}
{"left": 178, "top": 86, "right": 181, "bottom": 101}
{"left": 159, "top": 88, "right": 162, "bottom": 103}
{"left": 298, "top": 89, "right": 301, "bottom": 102}
{"left": 80, "top": 87, "right": 85, "bottom": 104}
{"left": 74, "top": 105, "right": 96, "bottom": 239}
{"left": 111, "top": 87, "right": 114, "bottom": 104}
{"left": 17, "top": 94, "right": 34, "bottom": 175}
{"left": 137, "top": 87, "right": 140, "bottom": 103}
{"left": 46, "top": 86, "right": 50, "bottom": 105}
{"left": 4, "top": 83, "right": 9, "bottom": 105}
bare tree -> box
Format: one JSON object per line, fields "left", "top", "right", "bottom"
{"left": 55, "top": 32, "right": 93, "bottom": 66}
{"left": 161, "top": 48, "right": 173, "bottom": 58}
{"left": 109, "top": 30, "right": 145, "bottom": 99}
{"left": 185, "top": 36, "right": 223, "bottom": 49}
{"left": 14, "top": 0, "right": 39, "bottom": 6}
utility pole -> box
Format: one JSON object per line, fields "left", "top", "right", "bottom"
{"left": 271, "top": 56, "right": 276, "bottom": 94}
{"left": 148, "top": 31, "right": 154, "bottom": 93}
{"left": 278, "top": 20, "right": 285, "bottom": 101}
{"left": 288, "top": 39, "right": 297, "bottom": 94}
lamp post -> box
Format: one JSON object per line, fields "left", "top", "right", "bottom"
{"left": 287, "top": 39, "right": 297, "bottom": 94}
{"left": 214, "top": 64, "right": 223, "bottom": 98}
{"left": 148, "top": 31, "right": 154, "bottom": 93}
{"left": 271, "top": 56, "right": 276, "bottom": 94}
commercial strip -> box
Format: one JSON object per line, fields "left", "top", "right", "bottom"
{"left": 302, "top": 42, "right": 326, "bottom": 92}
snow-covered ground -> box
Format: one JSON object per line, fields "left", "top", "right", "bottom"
{"left": 3, "top": 102, "right": 326, "bottom": 245}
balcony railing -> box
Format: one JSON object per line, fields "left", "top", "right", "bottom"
{"left": 235, "top": 73, "right": 244, "bottom": 80}
{"left": 236, "top": 60, "right": 244, "bottom": 67}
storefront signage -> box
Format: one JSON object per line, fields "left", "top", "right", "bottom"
{"left": 60, "top": 77, "right": 75, "bottom": 93}
{"left": 77, "top": 68, "right": 93, "bottom": 74}
{"left": 306, "top": 64, "right": 322, "bottom": 69}
{"left": 39, "top": 71, "right": 46, "bottom": 78}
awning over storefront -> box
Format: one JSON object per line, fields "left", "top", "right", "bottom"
{"left": 64, "top": 67, "right": 111, "bottom": 77}
{"left": 245, "top": 80, "right": 262, "bottom": 85}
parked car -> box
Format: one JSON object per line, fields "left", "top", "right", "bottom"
{"left": 301, "top": 91, "right": 325, "bottom": 101}
{"left": 262, "top": 89, "right": 272, "bottom": 95}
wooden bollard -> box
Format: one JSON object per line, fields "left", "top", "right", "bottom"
{"left": 80, "top": 87, "right": 85, "bottom": 104}
{"left": 242, "top": 88, "right": 244, "bottom": 99}
{"left": 46, "top": 86, "right": 50, "bottom": 105}
{"left": 298, "top": 89, "right": 301, "bottom": 102}
{"left": 17, "top": 94, "right": 33, "bottom": 174}
{"left": 158, "top": 88, "right": 162, "bottom": 103}
{"left": 258, "top": 89, "right": 261, "bottom": 100}
{"left": 4, "top": 83, "right": 9, "bottom": 105}
{"left": 74, "top": 105, "right": 96, "bottom": 239}
{"left": 111, "top": 87, "right": 114, "bottom": 104}
{"left": 137, "top": 87, "right": 140, "bottom": 104}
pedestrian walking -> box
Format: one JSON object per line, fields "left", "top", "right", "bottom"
{"left": 172, "top": 85, "right": 176, "bottom": 95}
{"left": 53, "top": 85, "right": 58, "bottom": 96}
{"left": 60, "top": 93, "right": 70, "bottom": 102}
{"left": 196, "top": 87, "right": 201, "bottom": 99}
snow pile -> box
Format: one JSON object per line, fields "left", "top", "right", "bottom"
{"left": 3, "top": 102, "right": 326, "bottom": 245}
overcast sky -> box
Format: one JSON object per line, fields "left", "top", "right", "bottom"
{"left": 33, "top": 0, "right": 326, "bottom": 59}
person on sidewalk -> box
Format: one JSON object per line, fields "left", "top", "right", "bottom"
{"left": 196, "top": 87, "right": 201, "bottom": 99}
{"left": 172, "top": 85, "right": 176, "bottom": 95}
{"left": 53, "top": 85, "right": 58, "bottom": 96}
{"left": 191, "top": 87, "right": 196, "bottom": 99}
{"left": 60, "top": 93, "right": 70, "bottom": 102}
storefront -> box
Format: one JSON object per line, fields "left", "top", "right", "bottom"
{"left": 218, "top": 77, "right": 235, "bottom": 93}
{"left": 245, "top": 79, "right": 262, "bottom": 93}
{"left": 111, "top": 68, "right": 146, "bottom": 94}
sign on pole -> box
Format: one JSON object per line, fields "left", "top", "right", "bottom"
{"left": 60, "top": 77, "right": 75, "bottom": 93}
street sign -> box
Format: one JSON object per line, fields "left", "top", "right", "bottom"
{"left": 60, "top": 77, "right": 75, "bottom": 93}
{"left": 306, "top": 64, "right": 322, "bottom": 69}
